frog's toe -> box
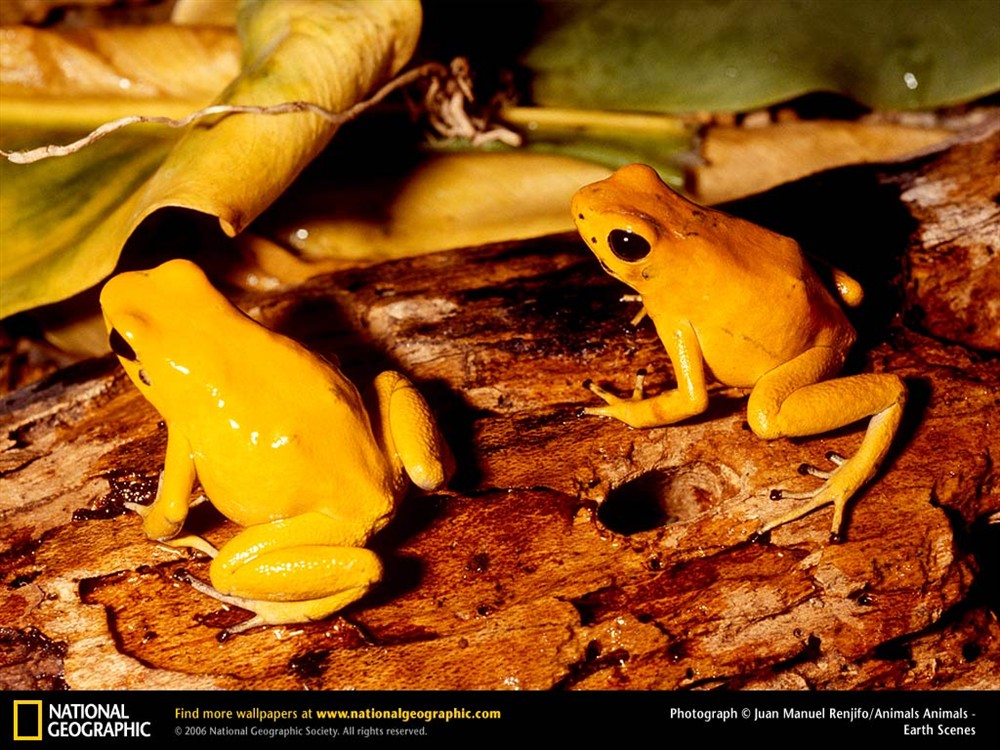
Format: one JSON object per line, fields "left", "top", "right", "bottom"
{"left": 772, "top": 451, "right": 848, "bottom": 500}
{"left": 796, "top": 462, "right": 833, "bottom": 480}
{"left": 760, "top": 452, "right": 862, "bottom": 542}
{"left": 825, "top": 450, "right": 848, "bottom": 466}
{"left": 769, "top": 485, "right": 821, "bottom": 502}
{"left": 216, "top": 616, "right": 267, "bottom": 641}
{"left": 747, "top": 529, "right": 771, "bottom": 545}
{"left": 582, "top": 402, "right": 625, "bottom": 419}
{"left": 123, "top": 500, "right": 150, "bottom": 518}
{"left": 160, "top": 533, "right": 219, "bottom": 557}
{"left": 584, "top": 368, "right": 649, "bottom": 405}
{"left": 631, "top": 368, "right": 648, "bottom": 399}
{"left": 583, "top": 380, "right": 619, "bottom": 406}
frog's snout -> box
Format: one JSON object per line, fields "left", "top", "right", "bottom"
{"left": 571, "top": 196, "right": 599, "bottom": 246}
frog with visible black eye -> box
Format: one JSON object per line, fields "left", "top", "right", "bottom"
{"left": 573, "top": 164, "right": 906, "bottom": 543}
{"left": 100, "top": 259, "right": 453, "bottom": 637}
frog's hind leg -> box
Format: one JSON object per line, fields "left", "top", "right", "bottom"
{"left": 746, "top": 346, "right": 906, "bottom": 543}
{"left": 178, "top": 566, "right": 379, "bottom": 639}
{"left": 182, "top": 512, "right": 383, "bottom": 638}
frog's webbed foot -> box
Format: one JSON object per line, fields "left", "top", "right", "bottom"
{"left": 582, "top": 368, "right": 649, "bottom": 416}
{"left": 124, "top": 496, "right": 219, "bottom": 557}
{"left": 174, "top": 570, "right": 266, "bottom": 640}
{"left": 758, "top": 451, "right": 858, "bottom": 545}
{"left": 747, "top": 348, "right": 907, "bottom": 545}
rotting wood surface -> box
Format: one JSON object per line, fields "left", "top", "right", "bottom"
{"left": 2, "top": 121, "right": 998, "bottom": 692}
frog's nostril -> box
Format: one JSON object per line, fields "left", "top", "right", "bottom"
{"left": 109, "top": 328, "right": 138, "bottom": 362}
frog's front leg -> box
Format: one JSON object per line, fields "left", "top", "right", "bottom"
{"left": 125, "top": 429, "right": 197, "bottom": 541}
{"left": 583, "top": 321, "right": 709, "bottom": 428}
{"left": 183, "top": 511, "right": 383, "bottom": 637}
{"left": 746, "top": 346, "right": 906, "bottom": 543}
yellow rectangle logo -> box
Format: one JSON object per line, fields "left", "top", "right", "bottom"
{"left": 13, "top": 700, "right": 43, "bottom": 741}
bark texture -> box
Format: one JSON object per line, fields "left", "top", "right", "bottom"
{"left": 2, "top": 119, "right": 998, "bottom": 691}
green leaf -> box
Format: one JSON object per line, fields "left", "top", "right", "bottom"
{"left": 523, "top": 0, "right": 1000, "bottom": 113}
{"left": 502, "top": 107, "right": 693, "bottom": 187}
{"left": 0, "top": 0, "right": 421, "bottom": 319}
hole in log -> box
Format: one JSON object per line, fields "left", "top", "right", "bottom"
{"left": 598, "top": 462, "right": 734, "bottom": 535}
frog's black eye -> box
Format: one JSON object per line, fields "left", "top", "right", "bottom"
{"left": 608, "top": 229, "right": 651, "bottom": 262}
{"left": 109, "top": 328, "right": 137, "bottom": 362}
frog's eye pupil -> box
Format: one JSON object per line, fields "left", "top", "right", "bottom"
{"left": 109, "top": 328, "right": 138, "bottom": 362}
{"left": 608, "top": 229, "right": 651, "bottom": 262}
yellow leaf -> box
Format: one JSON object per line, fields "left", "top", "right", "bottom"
{"left": 259, "top": 152, "right": 612, "bottom": 262}
{"left": 691, "top": 120, "right": 953, "bottom": 204}
{"left": 0, "top": 0, "right": 421, "bottom": 319}
{"left": 172, "top": 0, "right": 239, "bottom": 27}
{"left": 0, "top": 24, "right": 239, "bottom": 110}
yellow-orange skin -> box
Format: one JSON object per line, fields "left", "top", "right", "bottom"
{"left": 573, "top": 164, "right": 905, "bottom": 542}
{"left": 101, "top": 259, "right": 451, "bottom": 633}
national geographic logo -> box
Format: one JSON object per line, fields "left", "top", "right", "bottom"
{"left": 13, "top": 701, "right": 42, "bottom": 741}
{"left": 12, "top": 700, "right": 152, "bottom": 741}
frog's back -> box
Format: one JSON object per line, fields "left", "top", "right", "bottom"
{"left": 671, "top": 227, "right": 856, "bottom": 387}
{"left": 634, "top": 208, "right": 855, "bottom": 388}
{"left": 184, "top": 318, "right": 395, "bottom": 530}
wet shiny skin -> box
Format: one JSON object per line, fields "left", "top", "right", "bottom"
{"left": 101, "top": 259, "right": 452, "bottom": 635}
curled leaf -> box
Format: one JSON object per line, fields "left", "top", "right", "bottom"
{"left": 0, "top": 0, "right": 422, "bottom": 318}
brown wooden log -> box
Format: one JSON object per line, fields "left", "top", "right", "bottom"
{"left": 2, "top": 124, "right": 998, "bottom": 691}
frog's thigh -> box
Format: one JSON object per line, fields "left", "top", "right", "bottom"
{"left": 747, "top": 347, "right": 903, "bottom": 440}
{"left": 373, "top": 370, "right": 451, "bottom": 490}
{"left": 748, "top": 346, "right": 906, "bottom": 538}
{"left": 209, "top": 513, "right": 382, "bottom": 603}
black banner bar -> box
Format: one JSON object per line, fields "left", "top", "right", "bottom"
{"left": 4, "top": 690, "right": 998, "bottom": 748}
